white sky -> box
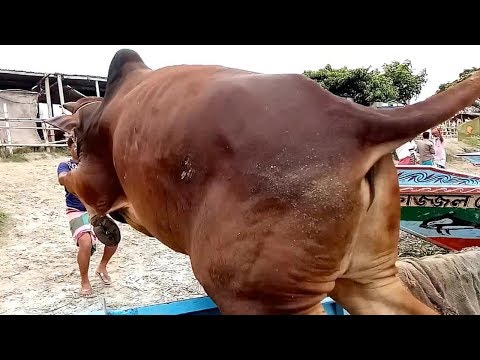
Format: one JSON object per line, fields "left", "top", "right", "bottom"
{"left": 1, "top": 45, "right": 479, "bottom": 103}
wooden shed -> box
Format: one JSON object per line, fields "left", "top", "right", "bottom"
{"left": 0, "top": 68, "right": 107, "bottom": 153}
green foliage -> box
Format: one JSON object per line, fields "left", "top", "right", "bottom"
{"left": 382, "top": 60, "right": 427, "bottom": 105}
{"left": 437, "top": 67, "right": 479, "bottom": 93}
{"left": 303, "top": 60, "right": 427, "bottom": 106}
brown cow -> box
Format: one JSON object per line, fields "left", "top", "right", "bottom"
{"left": 46, "top": 49, "right": 480, "bottom": 315}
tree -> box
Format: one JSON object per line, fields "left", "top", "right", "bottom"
{"left": 303, "top": 60, "right": 427, "bottom": 106}
{"left": 437, "top": 67, "right": 479, "bottom": 93}
{"left": 436, "top": 67, "right": 480, "bottom": 109}
{"left": 382, "top": 60, "right": 427, "bottom": 105}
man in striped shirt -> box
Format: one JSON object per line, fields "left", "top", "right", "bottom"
{"left": 57, "top": 137, "right": 118, "bottom": 297}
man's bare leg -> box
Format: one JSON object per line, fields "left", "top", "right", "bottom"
{"left": 96, "top": 245, "right": 118, "bottom": 285}
{"left": 77, "top": 233, "right": 94, "bottom": 297}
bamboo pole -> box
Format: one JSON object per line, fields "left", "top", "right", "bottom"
{"left": 0, "top": 118, "right": 47, "bottom": 122}
{"left": 95, "top": 80, "right": 100, "bottom": 97}
{"left": 2, "top": 103, "right": 13, "bottom": 155}
{"left": 0, "top": 126, "right": 46, "bottom": 130}
{"left": 0, "top": 143, "right": 67, "bottom": 148}
{"left": 58, "top": 74, "right": 65, "bottom": 111}
{"left": 44, "top": 77, "right": 53, "bottom": 152}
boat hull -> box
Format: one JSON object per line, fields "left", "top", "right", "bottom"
{"left": 83, "top": 296, "right": 349, "bottom": 315}
{"left": 456, "top": 152, "right": 480, "bottom": 167}
{"left": 397, "top": 165, "right": 480, "bottom": 251}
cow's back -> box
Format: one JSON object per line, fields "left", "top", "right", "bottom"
{"left": 110, "top": 66, "right": 364, "bottom": 189}
{"left": 105, "top": 65, "right": 371, "bottom": 252}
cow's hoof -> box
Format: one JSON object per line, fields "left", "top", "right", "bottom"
{"left": 92, "top": 216, "right": 121, "bottom": 247}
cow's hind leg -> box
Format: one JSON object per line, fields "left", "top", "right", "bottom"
{"left": 330, "top": 154, "right": 439, "bottom": 315}
{"left": 331, "top": 276, "right": 438, "bottom": 315}
{"left": 217, "top": 299, "right": 329, "bottom": 315}
{"left": 190, "top": 251, "right": 336, "bottom": 315}
{"left": 191, "top": 250, "right": 343, "bottom": 315}
{"left": 205, "top": 290, "right": 330, "bottom": 315}
{"left": 189, "top": 180, "right": 350, "bottom": 315}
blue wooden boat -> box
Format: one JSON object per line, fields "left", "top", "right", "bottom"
{"left": 456, "top": 151, "right": 480, "bottom": 167}
{"left": 397, "top": 164, "right": 480, "bottom": 251}
{"left": 83, "top": 296, "right": 349, "bottom": 315}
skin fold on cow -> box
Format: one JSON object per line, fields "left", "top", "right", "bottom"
{"left": 46, "top": 49, "right": 480, "bottom": 315}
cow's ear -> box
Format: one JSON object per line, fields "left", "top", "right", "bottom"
{"left": 63, "top": 102, "right": 76, "bottom": 113}
{"left": 44, "top": 115, "right": 78, "bottom": 134}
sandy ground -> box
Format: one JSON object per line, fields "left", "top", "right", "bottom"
{"left": 0, "top": 138, "right": 478, "bottom": 315}
{"left": 0, "top": 152, "right": 206, "bottom": 315}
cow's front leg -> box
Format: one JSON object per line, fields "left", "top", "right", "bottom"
{"left": 62, "top": 163, "right": 124, "bottom": 247}
{"left": 63, "top": 161, "right": 124, "bottom": 215}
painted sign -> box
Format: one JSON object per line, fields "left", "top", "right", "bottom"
{"left": 397, "top": 165, "right": 480, "bottom": 251}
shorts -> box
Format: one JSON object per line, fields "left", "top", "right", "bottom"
{"left": 66, "top": 208, "right": 97, "bottom": 255}
{"left": 421, "top": 160, "right": 434, "bottom": 166}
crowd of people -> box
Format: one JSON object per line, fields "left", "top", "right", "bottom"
{"left": 396, "top": 126, "right": 447, "bottom": 168}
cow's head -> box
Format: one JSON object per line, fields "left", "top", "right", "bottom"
{"left": 43, "top": 49, "right": 155, "bottom": 240}
{"left": 44, "top": 95, "right": 117, "bottom": 211}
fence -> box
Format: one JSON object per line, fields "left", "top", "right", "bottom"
{"left": 411, "top": 116, "right": 480, "bottom": 141}
{"left": 441, "top": 118, "right": 470, "bottom": 139}
{"left": 0, "top": 116, "right": 66, "bottom": 155}
{"left": 0, "top": 88, "right": 67, "bottom": 155}
{"left": 0, "top": 73, "right": 82, "bottom": 156}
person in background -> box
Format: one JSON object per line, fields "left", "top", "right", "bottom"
{"left": 57, "top": 137, "right": 118, "bottom": 297}
{"left": 415, "top": 131, "right": 435, "bottom": 166}
{"left": 396, "top": 140, "right": 418, "bottom": 165}
{"left": 431, "top": 127, "right": 447, "bottom": 169}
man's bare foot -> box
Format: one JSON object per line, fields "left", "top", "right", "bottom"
{"left": 80, "top": 282, "right": 94, "bottom": 297}
{"left": 95, "top": 268, "right": 112, "bottom": 286}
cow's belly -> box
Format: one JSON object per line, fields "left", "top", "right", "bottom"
{"left": 183, "top": 174, "right": 369, "bottom": 313}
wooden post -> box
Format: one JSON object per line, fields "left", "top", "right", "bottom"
{"left": 41, "top": 117, "right": 49, "bottom": 150}
{"left": 57, "top": 74, "right": 65, "bottom": 111}
{"left": 95, "top": 80, "right": 100, "bottom": 97}
{"left": 57, "top": 74, "right": 68, "bottom": 149}
{"left": 45, "top": 76, "right": 53, "bottom": 153}
{"left": 2, "top": 103, "right": 13, "bottom": 155}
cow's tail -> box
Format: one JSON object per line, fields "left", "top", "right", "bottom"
{"left": 363, "top": 69, "right": 480, "bottom": 157}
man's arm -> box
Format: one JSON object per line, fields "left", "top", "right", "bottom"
{"left": 58, "top": 171, "right": 68, "bottom": 186}
{"left": 57, "top": 162, "right": 75, "bottom": 193}
{"left": 57, "top": 162, "right": 69, "bottom": 184}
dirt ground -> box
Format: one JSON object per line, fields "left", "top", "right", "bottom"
{"left": 0, "top": 138, "right": 479, "bottom": 315}
{"left": 0, "top": 152, "right": 206, "bottom": 315}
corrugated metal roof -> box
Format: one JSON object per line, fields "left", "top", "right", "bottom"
{"left": 0, "top": 67, "right": 107, "bottom": 103}
{"left": 0, "top": 68, "right": 107, "bottom": 81}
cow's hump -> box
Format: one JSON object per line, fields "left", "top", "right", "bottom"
{"left": 105, "top": 49, "right": 149, "bottom": 98}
